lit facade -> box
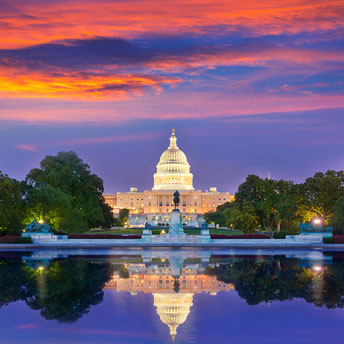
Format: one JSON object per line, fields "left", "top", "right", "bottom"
{"left": 104, "top": 129, "right": 234, "bottom": 226}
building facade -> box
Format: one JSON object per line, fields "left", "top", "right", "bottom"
{"left": 104, "top": 129, "right": 233, "bottom": 227}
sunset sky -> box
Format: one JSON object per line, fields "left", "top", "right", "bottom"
{"left": 0, "top": 0, "right": 343, "bottom": 193}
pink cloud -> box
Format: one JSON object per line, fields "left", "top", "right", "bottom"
{"left": 16, "top": 323, "right": 38, "bottom": 330}
{"left": 14, "top": 133, "right": 156, "bottom": 152}
{"left": 16, "top": 144, "right": 38, "bottom": 152}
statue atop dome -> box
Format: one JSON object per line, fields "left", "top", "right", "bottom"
{"left": 169, "top": 128, "right": 178, "bottom": 148}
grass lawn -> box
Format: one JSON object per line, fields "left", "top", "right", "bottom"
{"left": 85, "top": 228, "right": 244, "bottom": 236}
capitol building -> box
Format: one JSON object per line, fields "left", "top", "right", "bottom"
{"left": 104, "top": 129, "right": 233, "bottom": 227}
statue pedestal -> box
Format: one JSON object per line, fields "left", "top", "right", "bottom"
{"left": 168, "top": 209, "right": 185, "bottom": 235}
{"left": 200, "top": 223, "right": 211, "bottom": 243}
{"left": 22, "top": 232, "right": 67, "bottom": 243}
{"left": 142, "top": 227, "right": 152, "bottom": 243}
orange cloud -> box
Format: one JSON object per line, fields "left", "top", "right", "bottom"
{"left": 0, "top": 41, "right": 342, "bottom": 100}
{"left": 0, "top": 66, "right": 181, "bottom": 100}
{"left": 0, "top": 0, "right": 343, "bottom": 49}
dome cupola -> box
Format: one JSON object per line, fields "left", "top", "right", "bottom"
{"left": 153, "top": 129, "right": 194, "bottom": 190}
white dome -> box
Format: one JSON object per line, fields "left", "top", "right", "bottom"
{"left": 159, "top": 148, "right": 188, "bottom": 165}
{"left": 153, "top": 129, "right": 194, "bottom": 191}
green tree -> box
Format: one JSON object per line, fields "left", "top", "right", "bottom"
{"left": 24, "top": 185, "right": 72, "bottom": 229}
{"left": 299, "top": 170, "right": 344, "bottom": 223}
{"left": 0, "top": 171, "right": 24, "bottom": 235}
{"left": 329, "top": 196, "right": 344, "bottom": 233}
{"left": 234, "top": 175, "right": 266, "bottom": 228}
{"left": 113, "top": 217, "right": 124, "bottom": 227}
{"left": 234, "top": 175, "right": 298, "bottom": 232}
{"left": 119, "top": 208, "right": 129, "bottom": 226}
{"left": 204, "top": 210, "right": 226, "bottom": 227}
{"left": 101, "top": 202, "right": 114, "bottom": 228}
{"left": 257, "top": 178, "right": 296, "bottom": 232}
{"left": 227, "top": 202, "right": 259, "bottom": 233}
{"left": 119, "top": 208, "right": 129, "bottom": 221}
{"left": 25, "top": 151, "right": 112, "bottom": 232}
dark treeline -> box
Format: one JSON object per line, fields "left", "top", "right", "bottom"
{"left": 206, "top": 256, "right": 344, "bottom": 309}
{"left": 0, "top": 257, "right": 114, "bottom": 323}
{"left": 205, "top": 171, "right": 344, "bottom": 234}
{"left": 0, "top": 151, "right": 114, "bottom": 235}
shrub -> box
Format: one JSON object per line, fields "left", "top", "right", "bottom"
{"left": 68, "top": 234, "right": 141, "bottom": 239}
{"left": 0, "top": 236, "right": 32, "bottom": 244}
{"left": 273, "top": 232, "right": 285, "bottom": 239}
{"left": 273, "top": 229, "right": 299, "bottom": 239}
{"left": 323, "top": 237, "right": 334, "bottom": 244}
{"left": 211, "top": 234, "right": 270, "bottom": 239}
{"left": 276, "top": 229, "right": 299, "bottom": 239}
{"left": 17, "top": 237, "right": 33, "bottom": 244}
{"left": 51, "top": 228, "right": 68, "bottom": 236}
{"left": 333, "top": 235, "right": 344, "bottom": 244}
{"left": 322, "top": 235, "right": 344, "bottom": 244}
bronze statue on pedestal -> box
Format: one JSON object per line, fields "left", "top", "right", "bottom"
{"left": 173, "top": 190, "right": 180, "bottom": 210}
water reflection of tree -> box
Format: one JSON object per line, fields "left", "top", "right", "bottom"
{"left": 206, "top": 257, "right": 344, "bottom": 309}
{"left": 2, "top": 256, "right": 344, "bottom": 323}
{"left": 0, "top": 258, "right": 113, "bottom": 323}
{"left": 26, "top": 259, "right": 113, "bottom": 323}
{"left": 0, "top": 257, "right": 35, "bottom": 308}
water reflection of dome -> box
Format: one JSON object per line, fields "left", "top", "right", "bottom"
{"left": 153, "top": 293, "right": 194, "bottom": 342}
{"left": 153, "top": 128, "right": 194, "bottom": 191}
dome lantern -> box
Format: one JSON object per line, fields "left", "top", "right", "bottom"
{"left": 169, "top": 128, "right": 178, "bottom": 148}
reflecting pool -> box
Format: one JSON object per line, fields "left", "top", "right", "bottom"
{"left": 1, "top": 248, "right": 344, "bottom": 343}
